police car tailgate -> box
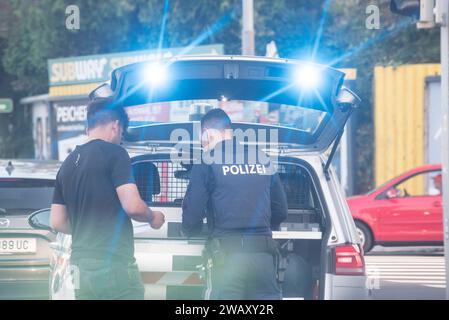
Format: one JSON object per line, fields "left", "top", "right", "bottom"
{"left": 99, "top": 56, "right": 361, "bottom": 153}
{"left": 132, "top": 207, "right": 205, "bottom": 300}
{"left": 132, "top": 209, "right": 324, "bottom": 300}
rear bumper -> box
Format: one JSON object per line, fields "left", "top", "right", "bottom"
{"left": 0, "top": 265, "right": 50, "bottom": 299}
{"left": 325, "top": 274, "right": 372, "bottom": 300}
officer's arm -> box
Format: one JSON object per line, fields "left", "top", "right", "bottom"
{"left": 270, "top": 173, "right": 288, "bottom": 230}
{"left": 182, "top": 164, "right": 210, "bottom": 237}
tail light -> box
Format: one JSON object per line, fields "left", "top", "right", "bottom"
{"left": 334, "top": 244, "right": 365, "bottom": 276}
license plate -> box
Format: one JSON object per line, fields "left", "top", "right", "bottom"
{"left": 0, "top": 238, "right": 37, "bottom": 254}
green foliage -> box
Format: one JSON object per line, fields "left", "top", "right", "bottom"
{"left": 324, "top": 0, "right": 439, "bottom": 193}
{"left": 2, "top": 0, "right": 242, "bottom": 93}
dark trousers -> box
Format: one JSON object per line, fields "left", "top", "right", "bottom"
{"left": 204, "top": 252, "right": 282, "bottom": 300}
{"left": 72, "top": 258, "right": 144, "bottom": 300}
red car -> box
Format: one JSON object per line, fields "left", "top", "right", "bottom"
{"left": 347, "top": 164, "right": 443, "bottom": 252}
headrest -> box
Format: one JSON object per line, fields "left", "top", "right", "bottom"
{"left": 132, "top": 162, "right": 161, "bottom": 202}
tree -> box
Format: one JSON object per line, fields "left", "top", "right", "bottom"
{"left": 2, "top": 0, "right": 243, "bottom": 94}
{"left": 0, "top": 0, "right": 241, "bottom": 158}
{"left": 323, "top": 0, "right": 439, "bottom": 193}
{"left": 0, "top": 0, "right": 441, "bottom": 193}
{"left": 0, "top": 0, "right": 33, "bottom": 158}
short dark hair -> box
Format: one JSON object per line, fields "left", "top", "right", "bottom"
{"left": 200, "top": 108, "right": 232, "bottom": 131}
{"left": 86, "top": 98, "right": 129, "bottom": 131}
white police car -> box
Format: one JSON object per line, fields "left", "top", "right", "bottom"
{"left": 30, "top": 56, "right": 371, "bottom": 300}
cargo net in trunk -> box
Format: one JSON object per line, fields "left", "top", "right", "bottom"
{"left": 151, "top": 162, "right": 189, "bottom": 204}
{"left": 133, "top": 160, "right": 316, "bottom": 211}
{"left": 275, "top": 163, "right": 314, "bottom": 209}
{"left": 132, "top": 161, "right": 190, "bottom": 205}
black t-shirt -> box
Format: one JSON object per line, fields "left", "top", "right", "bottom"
{"left": 52, "top": 139, "right": 135, "bottom": 263}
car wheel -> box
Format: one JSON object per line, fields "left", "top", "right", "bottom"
{"left": 355, "top": 221, "right": 373, "bottom": 253}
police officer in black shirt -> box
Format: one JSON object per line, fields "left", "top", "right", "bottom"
{"left": 50, "top": 98, "right": 165, "bottom": 300}
{"left": 182, "top": 109, "right": 288, "bottom": 300}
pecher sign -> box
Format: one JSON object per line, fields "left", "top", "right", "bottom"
{"left": 53, "top": 99, "right": 89, "bottom": 160}
{"left": 48, "top": 44, "right": 224, "bottom": 86}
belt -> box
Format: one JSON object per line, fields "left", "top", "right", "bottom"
{"left": 209, "top": 235, "right": 278, "bottom": 254}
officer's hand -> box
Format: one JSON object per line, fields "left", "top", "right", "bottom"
{"left": 150, "top": 211, "right": 165, "bottom": 229}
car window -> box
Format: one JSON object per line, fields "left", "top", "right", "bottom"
{"left": 125, "top": 99, "right": 327, "bottom": 134}
{"left": 0, "top": 178, "right": 55, "bottom": 214}
{"left": 391, "top": 170, "right": 442, "bottom": 198}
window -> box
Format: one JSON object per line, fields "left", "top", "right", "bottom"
{"left": 125, "top": 100, "right": 327, "bottom": 134}
{"left": 390, "top": 170, "right": 442, "bottom": 198}
{"left": 0, "top": 178, "right": 55, "bottom": 214}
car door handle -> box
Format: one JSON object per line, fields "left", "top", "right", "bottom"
{"left": 433, "top": 201, "right": 442, "bottom": 207}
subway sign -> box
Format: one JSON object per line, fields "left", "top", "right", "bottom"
{"left": 0, "top": 99, "right": 13, "bottom": 113}
{"left": 48, "top": 44, "right": 224, "bottom": 86}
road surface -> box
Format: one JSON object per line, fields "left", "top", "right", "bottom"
{"left": 366, "top": 247, "right": 446, "bottom": 300}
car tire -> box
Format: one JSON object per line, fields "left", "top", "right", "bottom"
{"left": 355, "top": 221, "right": 374, "bottom": 253}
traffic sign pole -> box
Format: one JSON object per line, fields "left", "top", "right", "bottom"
{"left": 438, "top": 0, "right": 449, "bottom": 300}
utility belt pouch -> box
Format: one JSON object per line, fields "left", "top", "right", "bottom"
{"left": 276, "top": 252, "right": 288, "bottom": 283}
{"left": 271, "top": 240, "right": 287, "bottom": 284}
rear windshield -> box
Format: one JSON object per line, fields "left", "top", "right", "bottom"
{"left": 0, "top": 178, "right": 54, "bottom": 215}
{"left": 125, "top": 99, "right": 326, "bottom": 134}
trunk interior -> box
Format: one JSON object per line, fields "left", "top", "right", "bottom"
{"left": 131, "top": 153, "right": 328, "bottom": 300}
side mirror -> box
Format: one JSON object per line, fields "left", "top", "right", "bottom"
{"left": 386, "top": 188, "right": 399, "bottom": 199}
{"left": 28, "top": 208, "right": 53, "bottom": 232}
{"left": 0, "top": 208, "right": 6, "bottom": 215}
{"left": 88, "top": 83, "right": 114, "bottom": 100}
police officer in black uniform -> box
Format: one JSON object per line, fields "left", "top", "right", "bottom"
{"left": 182, "top": 108, "right": 288, "bottom": 300}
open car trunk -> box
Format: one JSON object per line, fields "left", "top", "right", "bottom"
{"left": 91, "top": 56, "right": 362, "bottom": 299}
{"left": 130, "top": 153, "right": 329, "bottom": 300}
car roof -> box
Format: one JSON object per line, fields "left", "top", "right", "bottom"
{"left": 0, "top": 159, "right": 60, "bottom": 179}
{"left": 394, "top": 164, "right": 442, "bottom": 178}
{"left": 411, "top": 163, "right": 442, "bottom": 171}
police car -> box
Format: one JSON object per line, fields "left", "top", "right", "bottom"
{"left": 29, "top": 56, "right": 370, "bottom": 300}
